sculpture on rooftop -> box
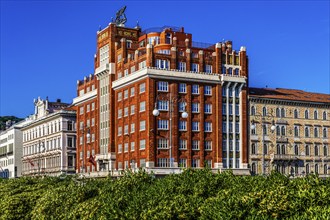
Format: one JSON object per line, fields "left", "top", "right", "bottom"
{"left": 113, "top": 6, "right": 127, "bottom": 26}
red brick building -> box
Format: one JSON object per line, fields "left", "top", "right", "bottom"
{"left": 76, "top": 19, "right": 250, "bottom": 174}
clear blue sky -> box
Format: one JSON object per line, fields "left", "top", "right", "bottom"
{"left": 1, "top": 1, "right": 329, "bottom": 118}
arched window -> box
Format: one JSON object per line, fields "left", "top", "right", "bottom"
{"left": 294, "top": 145, "right": 299, "bottom": 155}
{"left": 281, "top": 145, "right": 286, "bottom": 155}
{"left": 294, "top": 109, "right": 298, "bottom": 119}
{"left": 305, "top": 127, "right": 309, "bottom": 137}
{"left": 276, "top": 144, "right": 281, "bottom": 154}
{"left": 314, "top": 110, "right": 318, "bottom": 120}
{"left": 251, "top": 143, "right": 256, "bottom": 154}
{"left": 323, "top": 111, "right": 327, "bottom": 120}
{"left": 314, "top": 145, "right": 319, "bottom": 156}
{"left": 281, "top": 108, "right": 285, "bottom": 118}
{"left": 324, "top": 145, "right": 328, "bottom": 156}
{"left": 263, "top": 107, "right": 267, "bottom": 116}
{"left": 294, "top": 126, "right": 299, "bottom": 137}
{"left": 305, "top": 145, "right": 310, "bottom": 156}
{"left": 314, "top": 127, "right": 318, "bottom": 138}
{"left": 251, "top": 163, "right": 256, "bottom": 175}
{"left": 251, "top": 106, "right": 256, "bottom": 116}
{"left": 323, "top": 128, "right": 327, "bottom": 138}
{"left": 324, "top": 164, "right": 328, "bottom": 174}
{"left": 305, "top": 110, "right": 309, "bottom": 119}
{"left": 315, "top": 164, "right": 319, "bottom": 174}
{"left": 234, "top": 68, "right": 239, "bottom": 75}
{"left": 306, "top": 164, "right": 310, "bottom": 174}
{"left": 264, "top": 144, "right": 268, "bottom": 154}
{"left": 281, "top": 126, "right": 286, "bottom": 136}
{"left": 263, "top": 125, "right": 267, "bottom": 135}
{"left": 276, "top": 126, "right": 281, "bottom": 136}
{"left": 276, "top": 108, "right": 280, "bottom": 117}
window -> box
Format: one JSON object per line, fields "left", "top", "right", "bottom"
{"left": 314, "top": 127, "right": 319, "bottom": 138}
{"left": 139, "top": 139, "right": 146, "bottom": 150}
{"left": 140, "top": 159, "right": 146, "bottom": 168}
{"left": 264, "top": 144, "right": 268, "bottom": 154}
{"left": 315, "top": 164, "right": 319, "bottom": 174}
{"left": 130, "top": 105, "right": 135, "bottom": 115}
{"left": 324, "top": 164, "right": 328, "bottom": 174}
{"left": 67, "top": 137, "right": 74, "bottom": 148}
{"left": 191, "top": 63, "right": 199, "bottom": 72}
{"left": 235, "top": 105, "right": 239, "bottom": 115}
{"left": 192, "top": 159, "right": 200, "bottom": 168}
{"left": 306, "top": 164, "right": 310, "bottom": 174}
{"left": 158, "top": 100, "right": 169, "bottom": 111}
{"left": 276, "top": 126, "right": 281, "bottom": 136}
{"left": 305, "top": 127, "right": 310, "bottom": 137}
{"left": 305, "top": 110, "right": 309, "bottom": 119}
{"left": 139, "top": 61, "right": 146, "bottom": 70}
{"left": 294, "top": 145, "right": 299, "bottom": 155}
{"left": 139, "top": 83, "right": 145, "bottom": 93}
{"left": 281, "top": 109, "right": 285, "bottom": 118}
{"left": 204, "top": 85, "right": 212, "bottom": 95}
{"left": 323, "top": 128, "right": 328, "bottom": 138}
{"left": 251, "top": 163, "right": 257, "bottom": 175}
{"left": 118, "top": 144, "right": 122, "bottom": 153}
{"left": 79, "top": 107, "right": 84, "bottom": 115}
{"left": 179, "top": 121, "right": 187, "bottom": 131}
{"left": 130, "top": 123, "right": 135, "bottom": 133}
{"left": 205, "top": 64, "right": 212, "bottom": 73}
{"left": 205, "top": 141, "right": 212, "bottom": 150}
{"left": 192, "top": 84, "right": 199, "bottom": 94}
{"left": 118, "top": 72, "right": 122, "bottom": 79}
{"left": 305, "top": 145, "right": 310, "bottom": 156}
{"left": 179, "top": 102, "right": 186, "bottom": 112}
{"left": 131, "top": 66, "right": 135, "bottom": 73}
{"left": 140, "top": 121, "right": 146, "bottom": 131}
{"left": 157, "top": 81, "right": 168, "bottom": 91}
{"left": 124, "top": 107, "right": 129, "bottom": 117}
{"left": 204, "top": 104, "right": 212, "bottom": 114}
{"left": 129, "top": 142, "right": 135, "bottom": 152}
{"left": 294, "top": 109, "right": 298, "bottom": 118}
{"left": 179, "top": 83, "right": 186, "bottom": 93}
{"left": 251, "top": 143, "right": 257, "bottom": 154}
{"left": 130, "top": 87, "right": 135, "bottom": 97}
{"left": 91, "top": 102, "right": 95, "bottom": 111}
{"left": 281, "top": 126, "right": 286, "bottom": 136}
{"left": 118, "top": 127, "right": 122, "bottom": 136}
{"left": 251, "top": 106, "right": 256, "bottom": 116}
{"left": 158, "top": 158, "right": 169, "bottom": 167}
{"left": 155, "top": 59, "right": 169, "bottom": 69}
{"left": 118, "top": 92, "right": 122, "bottom": 101}
{"left": 276, "top": 108, "right": 280, "bottom": 117}
{"left": 124, "top": 125, "right": 129, "bottom": 135}
{"left": 67, "top": 121, "right": 73, "bottom": 131}
{"left": 192, "top": 140, "right": 200, "bottom": 150}
{"left": 205, "top": 122, "right": 212, "bottom": 132}
{"left": 124, "top": 90, "right": 128, "bottom": 99}
{"left": 222, "top": 66, "right": 226, "bottom": 74}
{"left": 158, "top": 139, "right": 168, "bottom": 149}
{"left": 124, "top": 69, "right": 129, "bottom": 76}
{"left": 293, "top": 126, "right": 299, "bottom": 137}
{"left": 251, "top": 126, "right": 256, "bottom": 135}
{"left": 178, "top": 62, "right": 186, "bottom": 71}
{"left": 192, "top": 121, "right": 199, "bottom": 131}
{"left": 157, "top": 120, "right": 168, "bottom": 130}
{"left": 262, "top": 107, "right": 267, "bottom": 116}
{"left": 139, "top": 101, "right": 146, "bottom": 112}
{"left": 192, "top": 103, "right": 199, "bottom": 113}
{"left": 228, "top": 68, "right": 233, "bottom": 75}
{"left": 118, "top": 109, "right": 122, "bottom": 119}
{"left": 323, "top": 111, "right": 327, "bottom": 120}
{"left": 179, "top": 139, "right": 187, "bottom": 150}
{"left": 179, "top": 158, "right": 187, "bottom": 168}
{"left": 314, "top": 110, "right": 318, "bottom": 119}
{"left": 234, "top": 68, "right": 239, "bottom": 75}
{"left": 124, "top": 143, "right": 128, "bottom": 152}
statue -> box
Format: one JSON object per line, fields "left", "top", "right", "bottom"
{"left": 113, "top": 6, "right": 127, "bottom": 26}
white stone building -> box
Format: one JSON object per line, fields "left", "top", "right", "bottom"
{"left": 21, "top": 97, "right": 77, "bottom": 176}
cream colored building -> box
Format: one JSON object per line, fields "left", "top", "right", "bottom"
{"left": 249, "top": 88, "right": 330, "bottom": 177}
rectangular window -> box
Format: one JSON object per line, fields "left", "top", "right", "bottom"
{"left": 157, "top": 81, "right": 168, "bottom": 91}
{"left": 118, "top": 72, "right": 122, "bottom": 79}
{"left": 205, "top": 122, "right": 212, "bottom": 132}
{"left": 118, "top": 109, "right": 122, "bottom": 118}
{"left": 179, "top": 83, "right": 187, "bottom": 93}
{"left": 91, "top": 102, "right": 95, "bottom": 111}
{"left": 124, "top": 125, "right": 129, "bottom": 134}
{"left": 205, "top": 65, "right": 212, "bottom": 73}
{"left": 139, "top": 101, "right": 146, "bottom": 112}
{"left": 235, "top": 123, "right": 240, "bottom": 133}
{"left": 179, "top": 102, "right": 187, "bottom": 112}
{"left": 222, "top": 104, "right": 227, "bottom": 114}
{"left": 118, "top": 127, "right": 122, "bottom": 136}
{"left": 131, "top": 123, "right": 135, "bottom": 133}
{"left": 179, "top": 121, "right": 187, "bottom": 131}
{"left": 140, "top": 139, "right": 146, "bottom": 150}
{"left": 86, "top": 104, "right": 90, "bottom": 112}
{"left": 131, "top": 142, "right": 135, "bottom": 151}
{"left": 140, "top": 121, "right": 146, "bottom": 131}
{"left": 192, "top": 103, "right": 199, "bottom": 113}
{"left": 179, "top": 158, "right": 187, "bottom": 168}
{"left": 124, "top": 69, "right": 129, "bottom": 76}
{"left": 205, "top": 141, "right": 212, "bottom": 150}
{"left": 192, "top": 121, "right": 199, "bottom": 131}
{"left": 139, "top": 83, "right": 146, "bottom": 93}
{"left": 67, "top": 137, "right": 74, "bottom": 148}
{"left": 158, "top": 158, "right": 169, "bottom": 167}
{"left": 79, "top": 107, "right": 84, "bottom": 115}
{"left": 138, "top": 61, "right": 146, "bottom": 70}
{"left": 192, "top": 84, "right": 199, "bottom": 94}
{"left": 118, "top": 144, "right": 122, "bottom": 153}
{"left": 130, "top": 105, "right": 135, "bottom": 115}
{"left": 130, "top": 87, "right": 135, "bottom": 97}
{"left": 157, "top": 139, "right": 168, "bottom": 149}
{"left": 118, "top": 92, "right": 122, "bottom": 101}
{"left": 124, "top": 90, "right": 128, "bottom": 99}
{"left": 235, "top": 105, "right": 239, "bottom": 115}
{"left": 124, "top": 143, "right": 128, "bottom": 152}
{"left": 155, "top": 59, "right": 169, "bottom": 69}
{"left": 179, "top": 139, "right": 187, "bottom": 150}
{"left": 124, "top": 107, "right": 129, "bottom": 117}
{"left": 140, "top": 159, "right": 146, "bottom": 167}
{"left": 205, "top": 103, "right": 212, "bottom": 114}
{"left": 157, "top": 100, "right": 169, "bottom": 111}
{"left": 192, "top": 159, "right": 200, "bottom": 168}
{"left": 204, "top": 85, "right": 212, "bottom": 95}
{"left": 192, "top": 140, "right": 200, "bottom": 150}
{"left": 157, "top": 120, "right": 169, "bottom": 130}
{"left": 178, "top": 62, "right": 186, "bottom": 71}
{"left": 191, "top": 63, "right": 199, "bottom": 72}
{"left": 131, "top": 66, "right": 135, "bottom": 73}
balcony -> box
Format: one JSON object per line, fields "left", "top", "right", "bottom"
{"left": 276, "top": 119, "right": 288, "bottom": 124}
{"left": 273, "top": 154, "right": 299, "bottom": 160}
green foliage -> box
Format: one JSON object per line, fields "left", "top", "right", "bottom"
{"left": 0, "top": 116, "right": 23, "bottom": 131}
{"left": 0, "top": 170, "right": 330, "bottom": 219}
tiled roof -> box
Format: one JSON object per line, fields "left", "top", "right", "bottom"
{"left": 249, "top": 87, "right": 330, "bottom": 104}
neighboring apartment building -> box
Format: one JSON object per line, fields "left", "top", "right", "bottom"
{"left": 249, "top": 88, "right": 330, "bottom": 177}
{"left": 76, "top": 13, "right": 250, "bottom": 175}
{"left": 0, "top": 120, "right": 30, "bottom": 178}
{"left": 21, "top": 97, "right": 77, "bottom": 176}
{"left": 73, "top": 74, "right": 99, "bottom": 174}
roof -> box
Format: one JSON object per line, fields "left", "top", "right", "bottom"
{"left": 249, "top": 87, "right": 330, "bottom": 104}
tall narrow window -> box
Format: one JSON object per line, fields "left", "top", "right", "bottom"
{"left": 262, "top": 107, "right": 267, "bottom": 116}
{"left": 294, "top": 109, "right": 298, "bottom": 118}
